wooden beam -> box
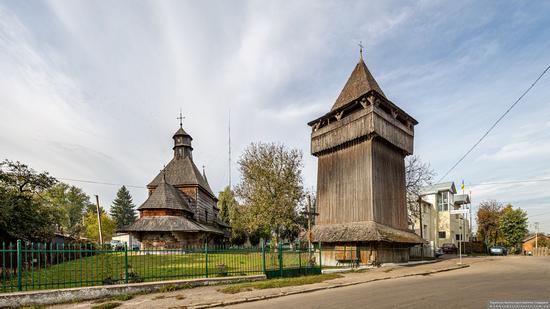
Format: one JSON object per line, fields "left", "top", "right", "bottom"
{"left": 360, "top": 97, "right": 368, "bottom": 108}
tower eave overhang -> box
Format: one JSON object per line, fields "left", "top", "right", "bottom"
{"left": 308, "top": 90, "right": 418, "bottom": 127}
{"left": 309, "top": 91, "right": 416, "bottom": 156}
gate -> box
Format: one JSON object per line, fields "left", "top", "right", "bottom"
{"left": 263, "top": 243, "right": 322, "bottom": 278}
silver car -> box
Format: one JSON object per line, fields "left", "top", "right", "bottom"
{"left": 489, "top": 246, "right": 508, "bottom": 256}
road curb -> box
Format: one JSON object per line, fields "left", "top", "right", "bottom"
{"left": 189, "top": 264, "right": 470, "bottom": 309}
{"left": 0, "top": 275, "right": 266, "bottom": 308}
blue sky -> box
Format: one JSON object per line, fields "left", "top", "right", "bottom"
{"left": 1, "top": 1, "right": 550, "bottom": 232}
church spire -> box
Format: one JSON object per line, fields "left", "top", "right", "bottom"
{"left": 173, "top": 112, "right": 193, "bottom": 159}
{"left": 330, "top": 46, "right": 386, "bottom": 112}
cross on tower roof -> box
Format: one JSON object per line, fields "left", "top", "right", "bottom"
{"left": 358, "top": 41, "right": 364, "bottom": 60}
{"left": 177, "top": 110, "right": 185, "bottom": 128}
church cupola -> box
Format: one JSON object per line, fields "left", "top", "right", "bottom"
{"left": 173, "top": 113, "right": 193, "bottom": 159}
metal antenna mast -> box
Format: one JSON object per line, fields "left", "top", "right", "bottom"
{"left": 228, "top": 108, "right": 232, "bottom": 189}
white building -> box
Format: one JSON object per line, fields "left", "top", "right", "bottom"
{"left": 413, "top": 182, "right": 471, "bottom": 248}
{"left": 111, "top": 233, "right": 141, "bottom": 249}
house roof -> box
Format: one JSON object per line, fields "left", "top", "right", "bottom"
{"left": 331, "top": 57, "right": 386, "bottom": 112}
{"left": 523, "top": 233, "right": 549, "bottom": 243}
{"left": 420, "top": 182, "right": 457, "bottom": 195}
{"left": 148, "top": 155, "right": 215, "bottom": 197}
{"left": 309, "top": 221, "right": 425, "bottom": 244}
{"left": 454, "top": 194, "right": 470, "bottom": 205}
{"left": 138, "top": 176, "right": 193, "bottom": 212}
{"left": 121, "top": 215, "right": 224, "bottom": 234}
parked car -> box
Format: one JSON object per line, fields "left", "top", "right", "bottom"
{"left": 489, "top": 246, "right": 508, "bottom": 256}
{"left": 435, "top": 247, "right": 444, "bottom": 258}
{"left": 131, "top": 243, "right": 140, "bottom": 251}
{"left": 110, "top": 240, "right": 124, "bottom": 251}
{"left": 441, "top": 243, "right": 458, "bottom": 254}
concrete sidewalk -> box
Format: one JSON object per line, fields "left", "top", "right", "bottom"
{"left": 53, "top": 256, "right": 489, "bottom": 309}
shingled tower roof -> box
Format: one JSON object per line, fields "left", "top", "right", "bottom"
{"left": 331, "top": 57, "right": 386, "bottom": 112}
{"left": 148, "top": 126, "right": 216, "bottom": 198}
{"left": 139, "top": 175, "right": 193, "bottom": 213}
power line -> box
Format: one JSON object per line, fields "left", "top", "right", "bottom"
{"left": 57, "top": 177, "right": 145, "bottom": 189}
{"left": 529, "top": 210, "right": 550, "bottom": 218}
{"left": 470, "top": 177, "right": 550, "bottom": 186}
{"left": 438, "top": 65, "right": 550, "bottom": 182}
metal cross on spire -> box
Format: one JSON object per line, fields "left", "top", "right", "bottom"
{"left": 177, "top": 109, "right": 185, "bottom": 128}
{"left": 358, "top": 41, "right": 364, "bottom": 60}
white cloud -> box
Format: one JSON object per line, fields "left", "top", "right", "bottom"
{"left": 2, "top": 1, "right": 550, "bottom": 233}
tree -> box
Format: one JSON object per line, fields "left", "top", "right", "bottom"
{"left": 295, "top": 189, "right": 316, "bottom": 231}
{"left": 110, "top": 186, "right": 137, "bottom": 230}
{"left": 236, "top": 142, "right": 304, "bottom": 244}
{"left": 538, "top": 237, "right": 550, "bottom": 248}
{"left": 499, "top": 206, "right": 528, "bottom": 252}
{"left": 83, "top": 211, "right": 117, "bottom": 243}
{"left": 44, "top": 183, "right": 92, "bottom": 236}
{"left": 217, "top": 186, "right": 235, "bottom": 224}
{"left": 0, "top": 159, "right": 61, "bottom": 241}
{"left": 217, "top": 186, "right": 247, "bottom": 245}
{"left": 0, "top": 159, "right": 57, "bottom": 194}
{"left": 405, "top": 155, "right": 435, "bottom": 224}
{"left": 477, "top": 200, "right": 503, "bottom": 247}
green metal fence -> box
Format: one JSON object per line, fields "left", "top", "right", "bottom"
{"left": 0, "top": 240, "right": 321, "bottom": 292}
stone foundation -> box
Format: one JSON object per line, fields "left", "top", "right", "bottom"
{"left": 319, "top": 242, "right": 411, "bottom": 266}
{"left": 131, "top": 232, "right": 224, "bottom": 250}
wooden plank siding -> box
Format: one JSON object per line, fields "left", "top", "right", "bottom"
{"left": 311, "top": 105, "right": 414, "bottom": 156}
{"left": 372, "top": 138, "right": 408, "bottom": 229}
{"left": 312, "top": 98, "right": 411, "bottom": 230}
{"left": 317, "top": 139, "right": 373, "bottom": 225}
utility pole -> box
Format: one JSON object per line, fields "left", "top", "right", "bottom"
{"left": 469, "top": 190, "right": 473, "bottom": 242}
{"left": 418, "top": 197, "right": 424, "bottom": 260}
{"left": 535, "top": 222, "right": 540, "bottom": 249}
{"left": 95, "top": 195, "right": 104, "bottom": 245}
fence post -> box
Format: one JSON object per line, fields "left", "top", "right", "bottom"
{"left": 298, "top": 239, "right": 302, "bottom": 273}
{"left": 124, "top": 242, "right": 129, "bottom": 284}
{"left": 261, "top": 241, "right": 266, "bottom": 274}
{"left": 318, "top": 242, "right": 322, "bottom": 270}
{"left": 204, "top": 242, "right": 209, "bottom": 278}
{"left": 278, "top": 242, "right": 283, "bottom": 278}
{"left": 17, "top": 240, "right": 22, "bottom": 291}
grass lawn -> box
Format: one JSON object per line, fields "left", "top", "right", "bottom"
{"left": 218, "top": 273, "right": 343, "bottom": 294}
{"left": 3, "top": 249, "right": 318, "bottom": 292}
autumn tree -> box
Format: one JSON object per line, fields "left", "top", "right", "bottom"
{"left": 477, "top": 200, "right": 503, "bottom": 247}
{"left": 83, "top": 209, "right": 117, "bottom": 243}
{"left": 499, "top": 206, "right": 528, "bottom": 252}
{"left": 538, "top": 237, "right": 550, "bottom": 248}
{"left": 405, "top": 155, "right": 435, "bottom": 223}
{"left": 110, "top": 186, "right": 137, "bottom": 230}
{"left": 236, "top": 142, "right": 304, "bottom": 244}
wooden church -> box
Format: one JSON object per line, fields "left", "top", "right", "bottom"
{"left": 123, "top": 121, "right": 230, "bottom": 249}
{"left": 308, "top": 51, "right": 424, "bottom": 264}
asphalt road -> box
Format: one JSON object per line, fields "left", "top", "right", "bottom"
{"left": 227, "top": 256, "right": 550, "bottom": 309}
